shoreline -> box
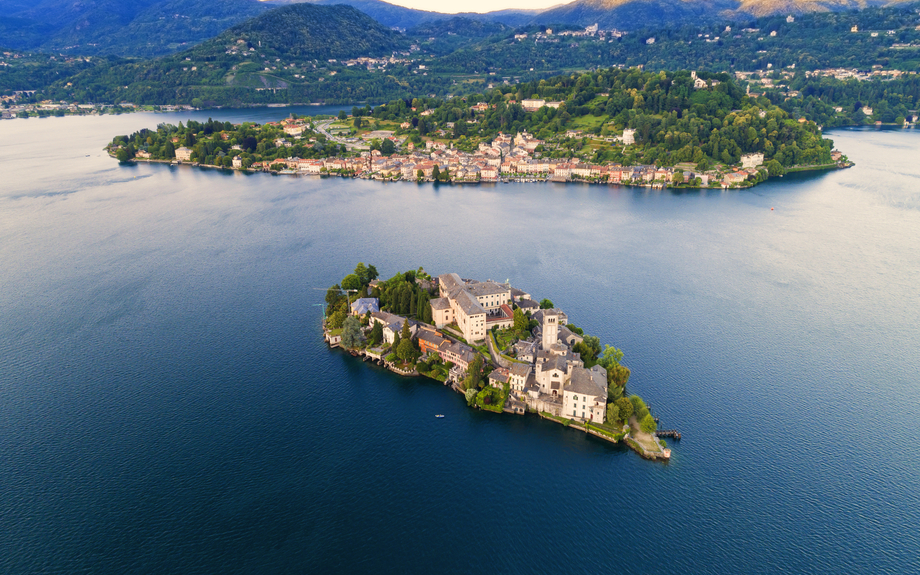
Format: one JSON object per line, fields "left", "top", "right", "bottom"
{"left": 114, "top": 154, "right": 853, "bottom": 190}
{"left": 327, "top": 335, "right": 672, "bottom": 460}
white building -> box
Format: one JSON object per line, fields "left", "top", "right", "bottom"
{"left": 622, "top": 128, "right": 636, "bottom": 146}
{"left": 741, "top": 153, "right": 764, "bottom": 168}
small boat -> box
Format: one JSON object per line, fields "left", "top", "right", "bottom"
{"left": 435, "top": 414, "right": 445, "bottom": 418}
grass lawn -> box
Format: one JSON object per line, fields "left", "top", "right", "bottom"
{"left": 570, "top": 114, "right": 609, "bottom": 131}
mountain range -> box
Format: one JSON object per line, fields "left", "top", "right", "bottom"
{"left": 0, "top": 0, "right": 914, "bottom": 57}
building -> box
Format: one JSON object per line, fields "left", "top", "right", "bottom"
{"left": 521, "top": 99, "right": 546, "bottom": 111}
{"left": 741, "top": 153, "right": 764, "bottom": 168}
{"left": 350, "top": 298, "right": 379, "bottom": 316}
{"left": 562, "top": 365, "right": 607, "bottom": 422}
{"left": 436, "top": 273, "right": 511, "bottom": 342}
{"left": 175, "top": 147, "right": 193, "bottom": 162}
{"left": 622, "top": 129, "right": 636, "bottom": 146}
{"left": 488, "top": 367, "right": 510, "bottom": 388}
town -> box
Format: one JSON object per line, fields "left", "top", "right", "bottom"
{"left": 152, "top": 116, "right": 800, "bottom": 189}
{"left": 323, "top": 266, "right": 675, "bottom": 460}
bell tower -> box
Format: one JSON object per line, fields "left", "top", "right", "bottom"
{"left": 542, "top": 311, "right": 558, "bottom": 350}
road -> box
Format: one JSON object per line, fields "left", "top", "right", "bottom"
{"left": 314, "top": 119, "right": 368, "bottom": 150}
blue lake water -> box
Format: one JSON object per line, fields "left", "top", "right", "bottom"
{"left": 1, "top": 113, "right": 919, "bottom": 574}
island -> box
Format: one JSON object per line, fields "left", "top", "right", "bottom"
{"left": 323, "top": 264, "right": 675, "bottom": 461}
{"left": 106, "top": 67, "right": 853, "bottom": 189}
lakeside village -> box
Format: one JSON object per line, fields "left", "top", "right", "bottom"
{"left": 323, "top": 265, "right": 676, "bottom": 461}
{"left": 109, "top": 112, "right": 851, "bottom": 189}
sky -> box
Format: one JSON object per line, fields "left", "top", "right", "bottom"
{"left": 381, "top": 0, "right": 572, "bottom": 14}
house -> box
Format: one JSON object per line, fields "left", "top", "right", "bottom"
{"left": 232, "top": 155, "right": 243, "bottom": 169}
{"left": 521, "top": 99, "right": 546, "bottom": 111}
{"left": 740, "top": 153, "right": 764, "bottom": 168}
{"left": 418, "top": 327, "right": 448, "bottom": 356}
{"left": 861, "top": 106, "right": 873, "bottom": 116}
{"left": 621, "top": 129, "right": 636, "bottom": 145}
{"left": 369, "top": 311, "right": 416, "bottom": 343}
{"left": 430, "top": 297, "right": 453, "bottom": 327}
{"left": 439, "top": 340, "right": 476, "bottom": 370}
{"left": 562, "top": 365, "right": 607, "bottom": 422}
{"left": 488, "top": 367, "right": 511, "bottom": 388}
{"left": 436, "top": 273, "right": 511, "bottom": 342}
{"left": 724, "top": 171, "right": 748, "bottom": 185}
{"left": 516, "top": 299, "right": 540, "bottom": 313}
{"left": 350, "top": 298, "right": 379, "bottom": 316}
{"left": 175, "top": 147, "right": 193, "bottom": 162}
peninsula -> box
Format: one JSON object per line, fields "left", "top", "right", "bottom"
{"left": 324, "top": 264, "right": 673, "bottom": 461}
{"left": 106, "top": 68, "right": 852, "bottom": 189}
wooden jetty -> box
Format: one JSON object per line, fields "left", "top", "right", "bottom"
{"left": 655, "top": 430, "right": 682, "bottom": 440}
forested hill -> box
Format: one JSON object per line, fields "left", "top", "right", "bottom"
{"left": 192, "top": 3, "right": 410, "bottom": 61}
{"left": 532, "top": 0, "right": 911, "bottom": 29}
{"left": 46, "top": 3, "right": 416, "bottom": 106}
{"left": 0, "top": 0, "right": 270, "bottom": 57}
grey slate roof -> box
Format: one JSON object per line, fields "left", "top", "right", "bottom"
{"left": 438, "top": 273, "right": 462, "bottom": 293}
{"left": 466, "top": 281, "right": 509, "bottom": 298}
{"left": 429, "top": 297, "right": 450, "bottom": 311}
{"left": 510, "top": 363, "right": 532, "bottom": 377}
{"left": 564, "top": 365, "right": 607, "bottom": 399}
{"left": 452, "top": 288, "right": 486, "bottom": 316}
{"left": 350, "top": 298, "right": 379, "bottom": 315}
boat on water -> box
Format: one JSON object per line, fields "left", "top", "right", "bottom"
{"left": 435, "top": 414, "right": 445, "bottom": 418}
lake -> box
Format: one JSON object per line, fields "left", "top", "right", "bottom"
{"left": 1, "top": 112, "right": 918, "bottom": 574}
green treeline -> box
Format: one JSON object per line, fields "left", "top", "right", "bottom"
{"left": 768, "top": 75, "right": 920, "bottom": 127}
{"left": 372, "top": 68, "right": 833, "bottom": 168}
{"left": 108, "top": 116, "right": 349, "bottom": 167}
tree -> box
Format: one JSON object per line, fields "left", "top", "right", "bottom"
{"left": 513, "top": 308, "right": 528, "bottom": 332}
{"left": 380, "top": 138, "right": 395, "bottom": 155}
{"left": 329, "top": 308, "right": 347, "bottom": 329}
{"left": 539, "top": 298, "right": 554, "bottom": 309}
{"left": 417, "top": 169, "right": 424, "bottom": 180}
{"left": 629, "top": 395, "right": 646, "bottom": 414}
{"left": 354, "top": 262, "right": 369, "bottom": 285}
{"left": 615, "top": 397, "right": 633, "bottom": 421}
{"left": 325, "top": 284, "right": 344, "bottom": 309}
{"left": 366, "top": 265, "right": 379, "bottom": 282}
{"left": 369, "top": 321, "right": 383, "bottom": 346}
{"left": 341, "top": 316, "right": 365, "bottom": 349}
{"left": 606, "top": 402, "right": 620, "bottom": 424}
{"left": 338, "top": 110, "right": 347, "bottom": 120}
{"left": 116, "top": 147, "right": 132, "bottom": 163}
{"left": 640, "top": 413, "right": 657, "bottom": 434}
{"left": 463, "top": 354, "right": 484, "bottom": 390}
{"left": 465, "top": 388, "right": 478, "bottom": 406}
{"left": 397, "top": 337, "right": 416, "bottom": 363}
{"left": 610, "top": 364, "right": 630, "bottom": 387}
{"left": 765, "top": 159, "right": 785, "bottom": 176}
{"left": 341, "top": 274, "right": 361, "bottom": 291}
{"left": 392, "top": 330, "right": 401, "bottom": 352}
{"left": 573, "top": 335, "right": 601, "bottom": 366}
{"left": 598, "top": 345, "right": 624, "bottom": 370}
{"left": 432, "top": 165, "right": 441, "bottom": 180}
